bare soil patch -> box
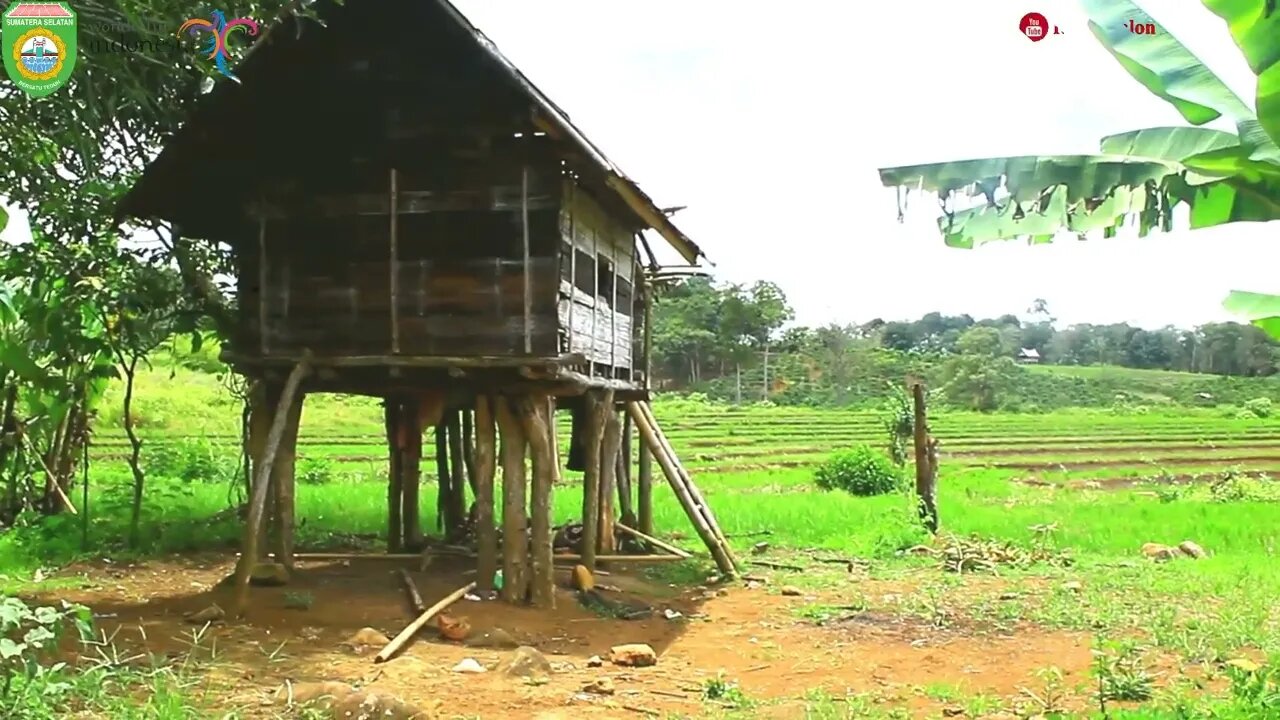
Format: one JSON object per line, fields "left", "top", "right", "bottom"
{"left": 20, "top": 555, "right": 1166, "bottom": 718}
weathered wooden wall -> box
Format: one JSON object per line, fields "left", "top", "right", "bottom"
{"left": 236, "top": 160, "right": 563, "bottom": 358}
{"left": 557, "top": 179, "right": 640, "bottom": 375}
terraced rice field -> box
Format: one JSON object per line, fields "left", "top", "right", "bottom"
{"left": 87, "top": 405, "right": 1280, "bottom": 484}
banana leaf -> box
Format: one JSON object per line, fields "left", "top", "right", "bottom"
{"left": 1201, "top": 0, "right": 1280, "bottom": 147}
{"left": 1223, "top": 290, "right": 1280, "bottom": 338}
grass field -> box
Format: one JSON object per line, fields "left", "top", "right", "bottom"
{"left": 4, "top": 365, "right": 1280, "bottom": 718}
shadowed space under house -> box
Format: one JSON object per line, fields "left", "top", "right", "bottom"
{"left": 116, "top": 0, "right": 740, "bottom": 617}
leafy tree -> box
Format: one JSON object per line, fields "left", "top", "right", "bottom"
{"left": 941, "top": 327, "right": 1020, "bottom": 411}
{"left": 878, "top": 0, "right": 1280, "bottom": 338}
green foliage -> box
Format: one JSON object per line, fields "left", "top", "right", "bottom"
{"left": 145, "top": 437, "right": 234, "bottom": 484}
{"left": 1244, "top": 397, "right": 1274, "bottom": 418}
{"left": 881, "top": 383, "right": 914, "bottom": 466}
{"left": 297, "top": 456, "right": 335, "bottom": 485}
{"left": 813, "top": 445, "right": 902, "bottom": 497}
{"left": 0, "top": 597, "right": 90, "bottom": 703}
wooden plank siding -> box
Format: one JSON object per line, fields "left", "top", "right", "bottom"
{"left": 557, "top": 178, "right": 636, "bottom": 373}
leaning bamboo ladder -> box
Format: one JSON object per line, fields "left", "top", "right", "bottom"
{"left": 626, "top": 400, "right": 740, "bottom": 577}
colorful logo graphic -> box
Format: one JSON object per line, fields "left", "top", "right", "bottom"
{"left": 178, "top": 9, "right": 259, "bottom": 83}
{"left": 1019, "top": 12, "right": 1062, "bottom": 42}
{"left": 3, "top": 2, "right": 78, "bottom": 97}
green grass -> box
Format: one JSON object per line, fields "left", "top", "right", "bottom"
{"left": 5, "top": 362, "right": 1280, "bottom": 717}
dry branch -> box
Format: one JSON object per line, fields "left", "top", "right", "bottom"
{"left": 374, "top": 581, "right": 476, "bottom": 663}
{"left": 615, "top": 523, "right": 692, "bottom": 559}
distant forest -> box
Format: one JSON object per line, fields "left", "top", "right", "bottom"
{"left": 649, "top": 277, "right": 1280, "bottom": 409}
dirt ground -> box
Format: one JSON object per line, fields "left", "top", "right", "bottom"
{"left": 26, "top": 555, "right": 1108, "bottom": 719}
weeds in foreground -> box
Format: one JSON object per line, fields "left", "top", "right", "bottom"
{"left": 1092, "top": 638, "right": 1156, "bottom": 711}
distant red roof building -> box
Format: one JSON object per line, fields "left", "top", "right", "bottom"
{"left": 6, "top": 3, "right": 74, "bottom": 18}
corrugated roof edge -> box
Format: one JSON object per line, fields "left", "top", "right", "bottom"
{"left": 429, "top": 0, "right": 706, "bottom": 266}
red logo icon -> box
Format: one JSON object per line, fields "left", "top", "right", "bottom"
{"left": 1020, "top": 12, "right": 1050, "bottom": 41}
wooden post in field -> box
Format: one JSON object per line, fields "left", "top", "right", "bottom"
{"left": 447, "top": 409, "right": 468, "bottom": 539}
{"left": 270, "top": 394, "right": 303, "bottom": 570}
{"left": 473, "top": 396, "right": 498, "bottom": 592}
{"left": 384, "top": 399, "right": 403, "bottom": 552}
{"left": 911, "top": 381, "right": 939, "bottom": 534}
{"left": 494, "top": 397, "right": 530, "bottom": 603}
{"left": 401, "top": 398, "right": 424, "bottom": 549}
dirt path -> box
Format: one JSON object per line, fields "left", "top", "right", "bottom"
{"left": 27, "top": 555, "right": 1110, "bottom": 718}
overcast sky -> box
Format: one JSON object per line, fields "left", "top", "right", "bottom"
{"left": 4, "top": 0, "right": 1275, "bottom": 329}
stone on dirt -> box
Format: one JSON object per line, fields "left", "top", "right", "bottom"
{"left": 184, "top": 603, "right": 224, "bottom": 624}
{"left": 752, "top": 542, "right": 770, "bottom": 554}
{"left": 436, "top": 613, "right": 470, "bottom": 641}
{"left": 582, "top": 677, "right": 615, "bottom": 695}
{"left": 1178, "top": 540, "right": 1207, "bottom": 559}
{"left": 780, "top": 586, "right": 803, "bottom": 597}
{"left": 452, "top": 658, "right": 486, "bottom": 674}
{"left": 273, "top": 680, "right": 355, "bottom": 708}
{"left": 586, "top": 655, "right": 603, "bottom": 668}
{"left": 249, "top": 563, "right": 291, "bottom": 587}
{"left": 503, "top": 646, "right": 553, "bottom": 679}
{"left": 609, "top": 643, "right": 657, "bottom": 667}
{"left": 340, "top": 627, "right": 391, "bottom": 655}
{"left": 1061, "top": 581, "right": 1083, "bottom": 593}
{"left": 333, "top": 690, "right": 426, "bottom": 720}
{"left": 464, "top": 627, "right": 519, "bottom": 649}
{"left": 1141, "top": 543, "right": 1178, "bottom": 561}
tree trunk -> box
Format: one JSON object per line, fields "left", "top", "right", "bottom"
{"left": 434, "top": 422, "right": 449, "bottom": 532}
{"left": 598, "top": 411, "right": 622, "bottom": 556}
{"left": 579, "top": 389, "right": 612, "bottom": 570}
{"left": 123, "top": 356, "right": 147, "bottom": 548}
{"left": 519, "top": 396, "right": 556, "bottom": 608}
{"left": 400, "top": 398, "right": 424, "bottom": 549}
{"left": 446, "top": 409, "right": 468, "bottom": 539}
{"left": 385, "top": 399, "right": 404, "bottom": 552}
{"left": 912, "top": 382, "right": 939, "bottom": 534}
{"left": 461, "top": 408, "right": 477, "bottom": 495}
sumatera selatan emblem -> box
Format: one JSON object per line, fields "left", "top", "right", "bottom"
{"left": 3, "top": 2, "right": 77, "bottom": 98}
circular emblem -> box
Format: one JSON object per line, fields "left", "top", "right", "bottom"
{"left": 13, "top": 27, "right": 65, "bottom": 81}
{"left": 1020, "top": 12, "right": 1049, "bottom": 42}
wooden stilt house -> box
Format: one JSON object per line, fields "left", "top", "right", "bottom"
{"left": 117, "top": 0, "right": 738, "bottom": 615}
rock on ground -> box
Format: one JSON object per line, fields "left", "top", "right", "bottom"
{"left": 609, "top": 643, "right": 657, "bottom": 667}
{"left": 1178, "top": 540, "right": 1207, "bottom": 559}
{"left": 341, "top": 628, "right": 390, "bottom": 655}
{"left": 1141, "top": 543, "right": 1178, "bottom": 561}
{"left": 249, "top": 563, "right": 291, "bottom": 587}
{"left": 464, "top": 627, "right": 519, "bottom": 649}
{"left": 503, "top": 646, "right": 553, "bottom": 679}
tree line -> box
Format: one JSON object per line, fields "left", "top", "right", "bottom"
{"left": 651, "top": 281, "right": 1280, "bottom": 390}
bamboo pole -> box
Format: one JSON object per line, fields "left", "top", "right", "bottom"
{"left": 519, "top": 396, "right": 556, "bottom": 609}
{"left": 598, "top": 411, "right": 622, "bottom": 555}
{"left": 232, "top": 355, "right": 311, "bottom": 616}
{"left": 618, "top": 411, "right": 634, "bottom": 525}
{"left": 494, "top": 397, "right": 529, "bottom": 603}
{"left": 636, "top": 401, "right": 738, "bottom": 570}
{"left": 579, "top": 389, "right": 612, "bottom": 569}
{"left": 374, "top": 581, "right": 476, "bottom": 663}
{"left": 474, "top": 396, "right": 498, "bottom": 592}
{"left": 626, "top": 401, "right": 734, "bottom": 577}
{"left": 616, "top": 523, "right": 692, "bottom": 559}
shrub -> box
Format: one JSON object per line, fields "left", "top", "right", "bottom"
{"left": 1242, "top": 397, "right": 1273, "bottom": 418}
{"left": 297, "top": 457, "right": 335, "bottom": 485}
{"left": 146, "top": 438, "right": 233, "bottom": 483}
{"left": 814, "top": 445, "right": 902, "bottom": 497}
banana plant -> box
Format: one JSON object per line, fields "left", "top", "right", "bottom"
{"left": 878, "top": 0, "right": 1280, "bottom": 338}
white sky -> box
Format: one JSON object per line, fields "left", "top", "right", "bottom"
{"left": 4, "top": 0, "right": 1276, "bottom": 329}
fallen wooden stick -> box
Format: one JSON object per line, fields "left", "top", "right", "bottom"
{"left": 616, "top": 523, "right": 693, "bottom": 559}
{"left": 750, "top": 560, "right": 804, "bottom": 572}
{"left": 396, "top": 568, "right": 425, "bottom": 613}
{"left": 374, "top": 581, "right": 476, "bottom": 664}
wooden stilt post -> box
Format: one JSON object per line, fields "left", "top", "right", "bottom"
{"left": 385, "top": 399, "right": 404, "bottom": 553}
{"left": 434, "top": 422, "right": 449, "bottom": 532}
{"left": 579, "top": 389, "right": 611, "bottom": 570}
{"left": 271, "top": 393, "right": 303, "bottom": 570}
{"left": 627, "top": 401, "right": 737, "bottom": 578}
{"left": 461, "top": 409, "right": 477, "bottom": 495}
{"left": 618, "top": 411, "right": 635, "bottom": 527}
{"left": 232, "top": 356, "right": 311, "bottom": 616}
{"left": 446, "top": 409, "right": 468, "bottom": 539}
{"left": 494, "top": 397, "right": 529, "bottom": 603}
{"left": 520, "top": 396, "right": 556, "bottom": 608}
{"left": 638, "top": 434, "right": 653, "bottom": 535}
{"left": 402, "top": 398, "right": 424, "bottom": 548}
{"left": 912, "top": 382, "right": 939, "bottom": 534}
{"left": 598, "top": 410, "right": 622, "bottom": 556}
{"left": 474, "top": 396, "right": 498, "bottom": 592}
{"left": 546, "top": 397, "right": 560, "bottom": 476}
